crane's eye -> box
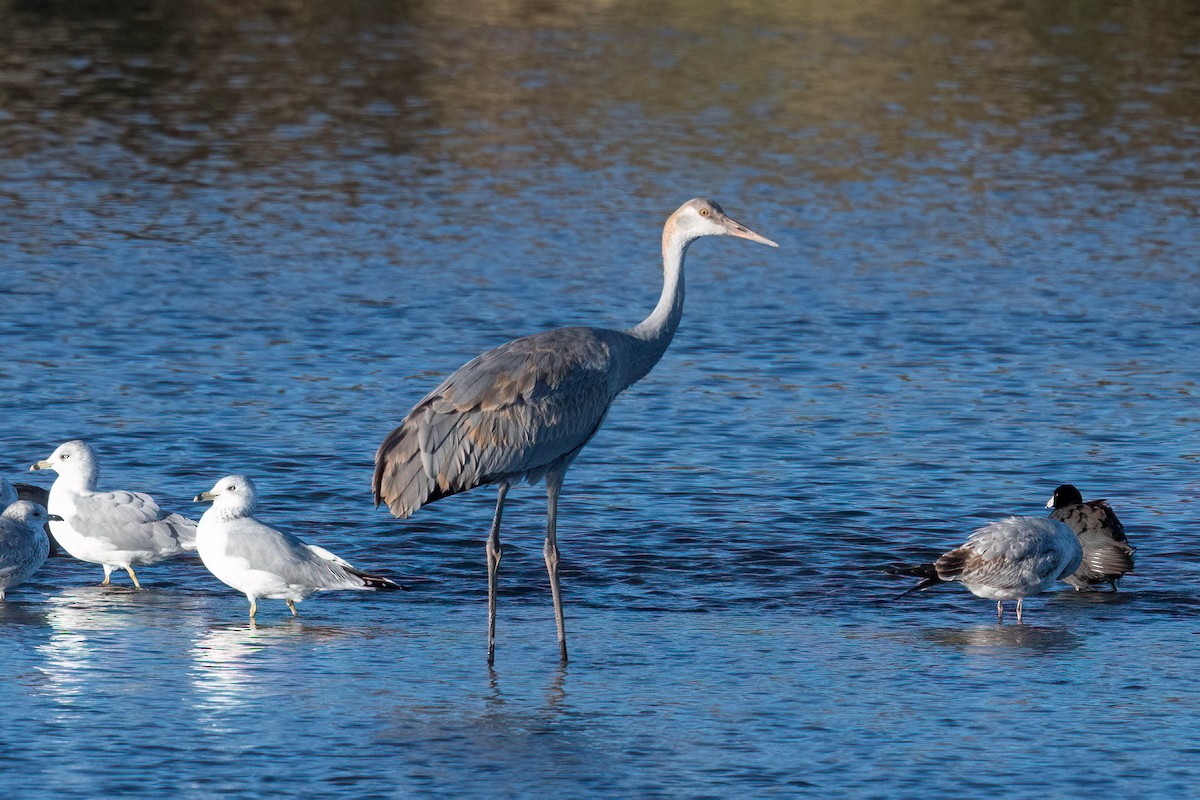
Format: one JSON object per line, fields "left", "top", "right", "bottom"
{"left": 699, "top": 208, "right": 710, "bottom": 217}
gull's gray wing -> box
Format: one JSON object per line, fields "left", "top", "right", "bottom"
{"left": 220, "top": 516, "right": 366, "bottom": 592}
{"left": 71, "top": 490, "right": 197, "bottom": 554}
{"left": 939, "top": 517, "right": 1077, "bottom": 589}
{"left": 0, "top": 517, "right": 50, "bottom": 584}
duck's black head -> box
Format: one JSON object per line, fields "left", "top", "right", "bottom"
{"left": 1047, "top": 484, "right": 1084, "bottom": 510}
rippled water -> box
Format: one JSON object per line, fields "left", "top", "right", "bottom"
{"left": 2, "top": 1, "right": 1200, "bottom": 796}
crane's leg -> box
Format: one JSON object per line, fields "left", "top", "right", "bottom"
{"left": 486, "top": 483, "right": 509, "bottom": 666}
{"left": 544, "top": 472, "right": 568, "bottom": 664}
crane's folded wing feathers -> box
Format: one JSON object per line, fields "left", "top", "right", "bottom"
{"left": 375, "top": 329, "right": 616, "bottom": 517}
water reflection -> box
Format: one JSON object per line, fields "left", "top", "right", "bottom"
{"left": 188, "top": 620, "right": 352, "bottom": 728}
{"left": 483, "top": 662, "right": 568, "bottom": 722}
{"left": 924, "top": 624, "right": 1083, "bottom": 653}
{"left": 34, "top": 587, "right": 149, "bottom": 708}
{"left": 2, "top": 0, "right": 1197, "bottom": 199}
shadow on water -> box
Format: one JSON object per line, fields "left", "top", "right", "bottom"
{"left": 922, "top": 624, "right": 1084, "bottom": 653}
{"left": 1066, "top": 587, "right": 1200, "bottom": 619}
{"left": 0, "top": 600, "right": 49, "bottom": 627}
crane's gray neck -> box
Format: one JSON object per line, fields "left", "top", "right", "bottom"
{"left": 622, "top": 231, "right": 691, "bottom": 390}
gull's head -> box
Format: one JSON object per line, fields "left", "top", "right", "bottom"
{"left": 195, "top": 475, "right": 258, "bottom": 512}
{"left": 30, "top": 440, "right": 98, "bottom": 481}
{"left": 1047, "top": 484, "right": 1084, "bottom": 511}
{"left": 666, "top": 198, "right": 779, "bottom": 249}
{"left": 2, "top": 500, "right": 57, "bottom": 528}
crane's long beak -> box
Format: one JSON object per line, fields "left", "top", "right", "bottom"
{"left": 194, "top": 491, "right": 217, "bottom": 503}
{"left": 723, "top": 216, "right": 778, "bottom": 248}
{"left": 30, "top": 459, "right": 51, "bottom": 472}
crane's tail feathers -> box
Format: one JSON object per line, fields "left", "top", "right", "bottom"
{"left": 884, "top": 563, "right": 944, "bottom": 600}
{"left": 373, "top": 421, "right": 434, "bottom": 518}
{"left": 374, "top": 412, "right": 481, "bottom": 518}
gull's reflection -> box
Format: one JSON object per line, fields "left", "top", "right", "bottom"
{"left": 924, "top": 624, "right": 1083, "bottom": 653}
{"left": 35, "top": 587, "right": 146, "bottom": 707}
{"left": 188, "top": 620, "right": 351, "bottom": 729}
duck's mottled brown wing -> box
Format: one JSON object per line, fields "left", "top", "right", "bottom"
{"left": 1052, "top": 500, "right": 1134, "bottom": 586}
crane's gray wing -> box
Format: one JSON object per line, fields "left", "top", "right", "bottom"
{"left": 374, "top": 328, "right": 615, "bottom": 518}
{"left": 70, "top": 490, "right": 197, "bottom": 553}
{"left": 221, "top": 517, "right": 366, "bottom": 591}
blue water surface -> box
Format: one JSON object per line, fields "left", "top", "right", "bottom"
{"left": 1, "top": 1, "right": 1199, "bottom": 797}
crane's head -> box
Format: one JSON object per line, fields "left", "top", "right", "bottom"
{"left": 667, "top": 198, "right": 778, "bottom": 249}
